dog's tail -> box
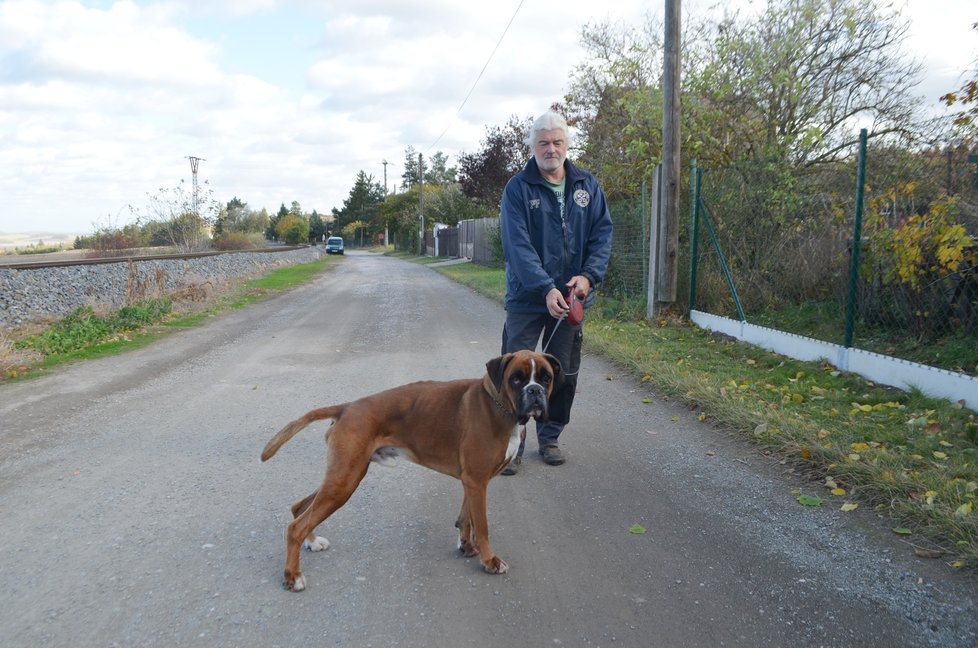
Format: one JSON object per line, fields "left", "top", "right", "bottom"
{"left": 260, "top": 405, "right": 345, "bottom": 462}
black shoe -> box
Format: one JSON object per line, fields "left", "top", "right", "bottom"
{"left": 539, "top": 444, "right": 565, "bottom": 465}
{"left": 501, "top": 456, "right": 522, "bottom": 475}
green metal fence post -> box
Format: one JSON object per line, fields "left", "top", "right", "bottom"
{"left": 687, "top": 160, "right": 701, "bottom": 317}
{"left": 844, "top": 128, "right": 868, "bottom": 348}
{"left": 699, "top": 199, "right": 747, "bottom": 322}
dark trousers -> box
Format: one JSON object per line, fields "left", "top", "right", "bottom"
{"left": 501, "top": 311, "right": 582, "bottom": 453}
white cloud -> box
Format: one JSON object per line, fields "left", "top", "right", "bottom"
{"left": 0, "top": 0, "right": 973, "bottom": 235}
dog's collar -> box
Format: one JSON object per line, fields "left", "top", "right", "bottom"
{"left": 482, "top": 376, "right": 515, "bottom": 419}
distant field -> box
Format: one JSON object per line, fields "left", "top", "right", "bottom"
{"left": 0, "top": 232, "right": 79, "bottom": 249}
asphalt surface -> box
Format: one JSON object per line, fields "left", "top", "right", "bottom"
{"left": 0, "top": 251, "right": 975, "bottom": 647}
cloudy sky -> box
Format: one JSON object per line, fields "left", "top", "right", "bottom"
{"left": 0, "top": 0, "right": 975, "bottom": 238}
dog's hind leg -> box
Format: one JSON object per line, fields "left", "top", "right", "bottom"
{"left": 283, "top": 457, "right": 370, "bottom": 592}
{"left": 291, "top": 491, "right": 330, "bottom": 552}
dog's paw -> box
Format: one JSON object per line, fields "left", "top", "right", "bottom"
{"left": 458, "top": 540, "right": 478, "bottom": 558}
{"left": 284, "top": 572, "right": 306, "bottom": 592}
{"left": 483, "top": 556, "right": 509, "bottom": 574}
{"left": 303, "top": 536, "right": 330, "bottom": 552}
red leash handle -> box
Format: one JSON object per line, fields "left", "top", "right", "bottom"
{"left": 566, "top": 288, "right": 584, "bottom": 326}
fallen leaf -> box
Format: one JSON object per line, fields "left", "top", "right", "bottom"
{"left": 831, "top": 488, "right": 846, "bottom": 496}
{"left": 892, "top": 527, "right": 912, "bottom": 536}
{"left": 629, "top": 524, "right": 647, "bottom": 535}
{"left": 797, "top": 495, "right": 823, "bottom": 507}
{"left": 954, "top": 502, "right": 973, "bottom": 517}
{"left": 914, "top": 548, "right": 945, "bottom": 559}
{"left": 841, "top": 502, "right": 859, "bottom": 512}
{"left": 933, "top": 451, "right": 948, "bottom": 460}
{"left": 799, "top": 448, "right": 812, "bottom": 459}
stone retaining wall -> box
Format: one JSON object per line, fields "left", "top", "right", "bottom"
{"left": 0, "top": 247, "right": 326, "bottom": 330}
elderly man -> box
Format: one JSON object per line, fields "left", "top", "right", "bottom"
{"left": 498, "top": 110, "right": 613, "bottom": 474}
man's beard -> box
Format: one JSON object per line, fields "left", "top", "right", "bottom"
{"left": 537, "top": 154, "right": 564, "bottom": 172}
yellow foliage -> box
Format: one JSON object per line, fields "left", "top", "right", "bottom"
{"left": 863, "top": 192, "right": 976, "bottom": 290}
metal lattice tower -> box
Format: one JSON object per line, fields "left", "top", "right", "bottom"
{"left": 187, "top": 156, "right": 205, "bottom": 217}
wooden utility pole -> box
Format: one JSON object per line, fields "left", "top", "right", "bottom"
{"left": 658, "top": 0, "right": 681, "bottom": 310}
{"left": 418, "top": 152, "right": 425, "bottom": 255}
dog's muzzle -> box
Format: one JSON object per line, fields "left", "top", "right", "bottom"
{"left": 517, "top": 383, "right": 549, "bottom": 425}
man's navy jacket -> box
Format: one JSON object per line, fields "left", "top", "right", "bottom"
{"left": 499, "top": 157, "right": 613, "bottom": 315}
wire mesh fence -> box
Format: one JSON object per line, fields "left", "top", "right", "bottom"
{"left": 689, "top": 117, "right": 978, "bottom": 377}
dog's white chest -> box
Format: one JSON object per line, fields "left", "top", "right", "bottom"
{"left": 505, "top": 424, "right": 521, "bottom": 461}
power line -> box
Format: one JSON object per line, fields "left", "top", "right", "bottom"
{"left": 425, "top": 0, "right": 526, "bottom": 152}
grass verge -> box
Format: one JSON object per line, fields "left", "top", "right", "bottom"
{"left": 432, "top": 260, "right": 978, "bottom": 568}
{"left": 1, "top": 257, "right": 336, "bottom": 381}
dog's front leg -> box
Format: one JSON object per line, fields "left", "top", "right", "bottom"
{"left": 461, "top": 478, "right": 508, "bottom": 574}
{"left": 455, "top": 495, "right": 477, "bottom": 557}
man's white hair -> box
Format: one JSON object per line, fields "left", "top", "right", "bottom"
{"left": 525, "top": 111, "right": 571, "bottom": 149}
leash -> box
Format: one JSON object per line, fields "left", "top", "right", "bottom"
{"left": 543, "top": 289, "right": 583, "bottom": 353}
{"left": 542, "top": 311, "right": 566, "bottom": 353}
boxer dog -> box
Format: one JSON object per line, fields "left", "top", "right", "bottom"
{"left": 261, "top": 350, "right": 561, "bottom": 592}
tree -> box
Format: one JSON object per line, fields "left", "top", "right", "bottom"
{"left": 425, "top": 151, "right": 457, "bottom": 185}
{"left": 275, "top": 214, "right": 309, "bottom": 245}
{"left": 132, "top": 181, "right": 218, "bottom": 252}
{"left": 694, "top": 0, "right": 922, "bottom": 167}
{"left": 401, "top": 145, "right": 422, "bottom": 191}
{"left": 457, "top": 115, "right": 532, "bottom": 208}
{"left": 378, "top": 187, "right": 420, "bottom": 252}
{"left": 215, "top": 197, "right": 268, "bottom": 237}
{"left": 424, "top": 183, "right": 492, "bottom": 227}
{"left": 940, "top": 22, "right": 978, "bottom": 126}
{"left": 266, "top": 203, "right": 290, "bottom": 240}
{"left": 564, "top": 18, "right": 667, "bottom": 197}
{"left": 332, "top": 171, "right": 386, "bottom": 242}
{"left": 399, "top": 147, "right": 455, "bottom": 189}
{"left": 309, "top": 210, "right": 326, "bottom": 242}
{"left": 566, "top": 0, "right": 925, "bottom": 182}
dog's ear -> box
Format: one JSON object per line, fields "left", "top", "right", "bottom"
{"left": 543, "top": 353, "right": 563, "bottom": 390}
{"left": 486, "top": 353, "right": 511, "bottom": 392}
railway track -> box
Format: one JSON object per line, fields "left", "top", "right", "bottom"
{"left": 0, "top": 245, "right": 309, "bottom": 270}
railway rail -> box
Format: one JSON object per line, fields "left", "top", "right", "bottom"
{"left": 0, "top": 245, "right": 309, "bottom": 270}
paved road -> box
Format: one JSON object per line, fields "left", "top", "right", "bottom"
{"left": 1, "top": 252, "right": 975, "bottom": 647}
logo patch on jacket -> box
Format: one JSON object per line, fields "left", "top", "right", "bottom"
{"left": 529, "top": 198, "right": 541, "bottom": 209}
{"left": 573, "top": 190, "right": 590, "bottom": 208}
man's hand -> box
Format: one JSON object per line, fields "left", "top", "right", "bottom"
{"left": 546, "top": 288, "right": 569, "bottom": 318}
{"left": 566, "top": 275, "right": 591, "bottom": 300}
